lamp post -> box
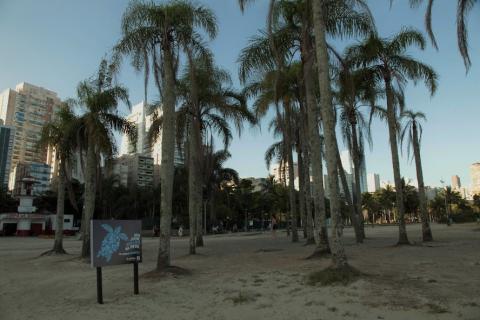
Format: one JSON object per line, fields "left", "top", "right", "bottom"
{"left": 440, "top": 180, "right": 450, "bottom": 225}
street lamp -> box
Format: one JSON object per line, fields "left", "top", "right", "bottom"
{"left": 440, "top": 179, "right": 450, "bottom": 225}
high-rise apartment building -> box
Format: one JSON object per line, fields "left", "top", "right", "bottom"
{"left": 340, "top": 150, "right": 368, "bottom": 193}
{"left": 451, "top": 175, "right": 461, "bottom": 190}
{"left": 470, "top": 163, "right": 480, "bottom": 195}
{"left": 9, "top": 162, "right": 51, "bottom": 196}
{"left": 120, "top": 102, "right": 163, "bottom": 164}
{"left": 109, "top": 154, "right": 154, "bottom": 189}
{"left": 367, "top": 173, "right": 380, "bottom": 193}
{"left": 0, "top": 123, "right": 15, "bottom": 191}
{"left": 270, "top": 162, "right": 298, "bottom": 189}
{"left": 0, "top": 83, "right": 61, "bottom": 178}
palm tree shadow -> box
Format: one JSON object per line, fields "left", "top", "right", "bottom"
{"left": 142, "top": 266, "right": 192, "bottom": 280}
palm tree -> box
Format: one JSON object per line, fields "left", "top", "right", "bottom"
{"left": 203, "top": 147, "right": 240, "bottom": 227}
{"left": 347, "top": 29, "right": 438, "bottom": 245}
{"left": 401, "top": 110, "right": 433, "bottom": 241}
{"left": 408, "top": 0, "right": 478, "bottom": 70}
{"left": 75, "top": 60, "right": 135, "bottom": 258}
{"left": 331, "top": 46, "right": 384, "bottom": 241}
{"left": 115, "top": 0, "right": 217, "bottom": 269}
{"left": 174, "top": 58, "right": 254, "bottom": 251}
{"left": 37, "top": 102, "right": 78, "bottom": 254}
{"left": 240, "top": 36, "right": 301, "bottom": 242}
{"left": 311, "top": 0, "right": 347, "bottom": 268}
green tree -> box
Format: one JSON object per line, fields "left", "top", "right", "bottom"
{"left": 116, "top": 0, "right": 217, "bottom": 269}
{"left": 75, "top": 60, "right": 135, "bottom": 258}
{"left": 203, "top": 146, "right": 239, "bottom": 229}
{"left": 176, "top": 59, "right": 254, "bottom": 251}
{"left": 400, "top": 110, "right": 433, "bottom": 241}
{"left": 348, "top": 29, "right": 438, "bottom": 245}
{"left": 37, "top": 102, "right": 78, "bottom": 254}
{"left": 408, "top": 0, "right": 478, "bottom": 70}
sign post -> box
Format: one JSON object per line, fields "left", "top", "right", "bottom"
{"left": 91, "top": 220, "right": 142, "bottom": 304}
{"left": 133, "top": 262, "right": 139, "bottom": 294}
{"left": 96, "top": 267, "right": 103, "bottom": 304}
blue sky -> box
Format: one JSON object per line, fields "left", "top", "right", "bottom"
{"left": 0, "top": 0, "right": 479, "bottom": 187}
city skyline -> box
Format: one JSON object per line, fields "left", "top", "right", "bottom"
{"left": 0, "top": 1, "right": 479, "bottom": 187}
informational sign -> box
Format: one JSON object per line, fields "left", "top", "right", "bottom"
{"left": 90, "top": 220, "right": 142, "bottom": 268}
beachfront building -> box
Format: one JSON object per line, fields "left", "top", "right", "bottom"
{"left": 470, "top": 163, "right": 480, "bottom": 196}
{"left": 340, "top": 150, "right": 368, "bottom": 194}
{"left": 367, "top": 173, "right": 380, "bottom": 193}
{"left": 270, "top": 162, "right": 298, "bottom": 188}
{"left": 120, "top": 101, "right": 184, "bottom": 169}
{"left": 0, "top": 83, "right": 61, "bottom": 182}
{"left": 9, "top": 162, "right": 51, "bottom": 196}
{"left": 451, "top": 175, "right": 461, "bottom": 190}
{"left": 0, "top": 123, "right": 15, "bottom": 191}
{"left": 108, "top": 154, "right": 154, "bottom": 189}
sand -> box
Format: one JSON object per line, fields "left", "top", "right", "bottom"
{"left": 0, "top": 223, "right": 479, "bottom": 320}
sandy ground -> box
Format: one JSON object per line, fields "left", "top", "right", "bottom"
{"left": 0, "top": 223, "right": 479, "bottom": 320}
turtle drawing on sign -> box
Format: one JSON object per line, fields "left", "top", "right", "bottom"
{"left": 97, "top": 224, "right": 129, "bottom": 262}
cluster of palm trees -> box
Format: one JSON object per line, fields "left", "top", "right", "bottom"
{"left": 38, "top": 0, "right": 476, "bottom": 272}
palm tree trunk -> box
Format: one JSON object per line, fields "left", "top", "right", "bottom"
{"left": 81, "top": 139, "right": 96, "bottom": 259}
{"left": 283, "top": 99, "right": 299, "bottom": 242}
{"left": 302, "top": 157, "right": 315, "bottom": 245}
{"left": 350, "top": 123, "right": 365, "bottom": 239}
{"left": 297, "top": 148, "right": 307, "bottom": 239}
{"left": 188, "top": 118, "right": 197, "bottom": 254}
{"left": 336, "top": 148, "right": 362, "bottom": 243}
{"left": 385, "top": 79, "right": 409, "bottom": 245}
{"left": 53, "top": 161, "right": 66, "bottom": 254}
{"left": 412, "top": 123, "right": 433, "bottom": 241}
{"left": 156, "top": 48, "right": 176, "bottom": 269}
{"left": 303, "top": 38, "right": 329, "bottom": 254}
{"left": 312, "top": 0, "right": 347, "bottom": 268}
{"left": 298, "top": 107, "right": 315, "bottom": 244}
{"left": 187, "top": 49, "right": 204, "bottom": 250}
{"left": 195, "top": 177, "right": 204, "bottom": 246}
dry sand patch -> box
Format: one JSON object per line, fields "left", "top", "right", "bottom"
{"left": 0, "top": 223, "right": 479, "bottom": 320}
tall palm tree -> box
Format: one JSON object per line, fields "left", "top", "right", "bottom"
{"left": 408, "top": 0, "right": 477, "bottom": 70}
{"left": 115, "top": 0, "right": 217, "bottom": 269}
{"left": 175, "top": 59, "right": 254, "bottom": 252}
{"left": 239, "top": 0, "right": 373, "bottom": 255}
{"left": 331, "top": 47, "right": 383, "bottom": 242}
{"left": 239, "top": 28, "right": 302, "bottom": 242}
{"left": 400, "top": 110, "right": 433, "bottom": 241}
{"left": 311, "top": 0, "right": 347, "bottom": 268}
{"left": 348, "top": 29, "right": 437, "bottom": 244}
{"left": 76, "top": 60, "right": 135, "bottom": 258}
{"left": 37, "top": 102, "right": 78, "bottom": 254}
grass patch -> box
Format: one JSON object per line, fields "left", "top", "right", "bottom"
{"left": 306, "top": 266, "right": 363, "bottom": 286}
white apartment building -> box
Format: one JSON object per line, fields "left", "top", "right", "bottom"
{"left": 367, "top": 173, "right": 380, "bottom": 193}
{"left": 270, "top": 162, "right": 299, "bottom": 189}
{"left": 0, "top": 83, "right": 61, "bottom": 180}
{"left": 120, "top": 101, "right": 163, "bottom": 165}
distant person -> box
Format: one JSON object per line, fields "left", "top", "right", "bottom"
{"left": 271, "top": 215, "right": 277, "bottom": 239}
